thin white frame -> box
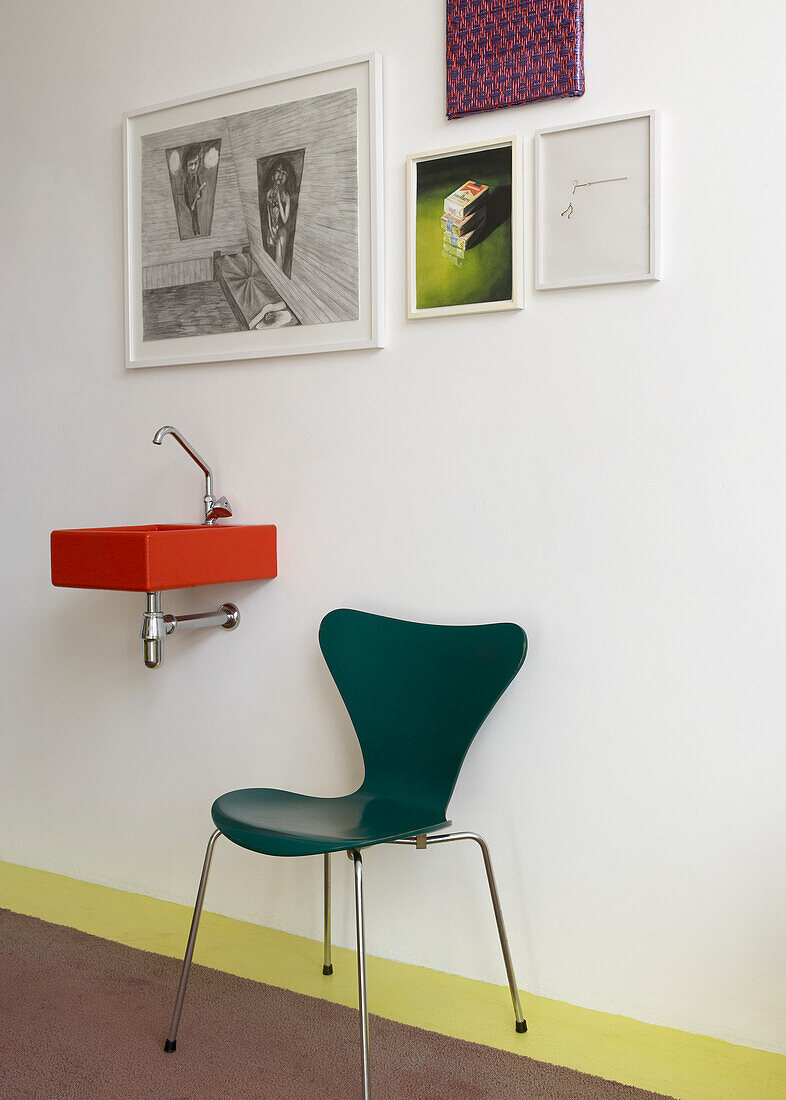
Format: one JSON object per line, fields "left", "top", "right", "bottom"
{"left": 535, "top": 110, "right": 660, "bottom": 291}
{"left": 123, "top": 53, "right": 384, "bottom": 368}
{"left": 407, "top": 135, "right": 523, "bottom": 319}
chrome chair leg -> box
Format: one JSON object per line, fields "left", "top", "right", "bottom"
{"left": 323, "top": 852, "right": 333, "bottom": 975}
{"left": 391, "top": 831, "right": 527, "bottom": 1033}
{"left": 164, "top": 828, "right": 222, "bottom": 1052}
{"left": 351, "top": 849, "right": 371, "bottom": 1099}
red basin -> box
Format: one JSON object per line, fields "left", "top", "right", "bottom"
{"left": 51, "top": 524, "right": 277, "bottom": 592}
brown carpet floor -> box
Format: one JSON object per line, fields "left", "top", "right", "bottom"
{"left": 0, "top": 909, "right": 676, "bottom": 1099}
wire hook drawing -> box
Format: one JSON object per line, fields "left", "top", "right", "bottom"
{"left": 560, "top": 176, "right": 628, "bottom": 218}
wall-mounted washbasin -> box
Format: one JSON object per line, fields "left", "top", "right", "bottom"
{"left": 51, "top": 523, "right": 277, "bottom": 592}
{"left": 51, "top": 426, "right": 277, "bottom": 669}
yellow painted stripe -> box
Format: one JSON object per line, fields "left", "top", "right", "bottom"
{"left": 1, "top": 859, "right": 784, "bottom": 1100}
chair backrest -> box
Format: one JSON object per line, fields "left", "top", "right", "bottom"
{"left": 319, "top": 609, "right": 527, "bottom": 817}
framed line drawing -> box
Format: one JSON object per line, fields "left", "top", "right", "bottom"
{"left": 123, "top": 54, "right": 384, "bottom": 369}
{"left": 407, "top": 136, "right": 522, "bottom": 319}
{"left": 535, "top": 111, "right": 660, "bottom": 291}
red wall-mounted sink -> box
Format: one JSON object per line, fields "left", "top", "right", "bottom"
{"left": 51, "top": 524, "right": 277, "bottom": 592}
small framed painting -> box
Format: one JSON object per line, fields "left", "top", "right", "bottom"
{"left": 123, "top": 54, "right": 384, "bottom": 369}
{"left": 535, "top": 111, "right": 660, "bottom": 290}
{"left": 446, "top": 0, "right": 585, "bottom": 119}
{"left": 407, "top": 136, "right": 522, "bottom": 319}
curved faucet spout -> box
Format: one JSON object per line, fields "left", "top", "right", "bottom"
{"left": 152, "top": 426, "right": 233, "bottom": 525}
{"left": 152, "top": 426, "right": 214, "bottom": 499}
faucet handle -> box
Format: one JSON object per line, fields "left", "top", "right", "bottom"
{"left": 205, "top": 495, "right": 233, "bottom": 523}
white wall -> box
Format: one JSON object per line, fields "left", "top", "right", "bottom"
{"left": 2, "top": 0, "right": 784, "bottom": 1055}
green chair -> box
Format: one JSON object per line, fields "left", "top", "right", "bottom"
{"left": 164, "top": 609, "right": 528, "bottom": 1097}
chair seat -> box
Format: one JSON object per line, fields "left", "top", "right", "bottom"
{"left": 212, "top": 787, "right": 450, "bottom": 857}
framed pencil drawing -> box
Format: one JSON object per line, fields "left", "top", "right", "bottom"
{"left": 123, "top": 54, "right": 384, "bottom": 369}
{"left": 407, "top": 136, "right": 522, "bottom": 319}
{"left": 535, "top": 110, "right": 660, "bottom": 290}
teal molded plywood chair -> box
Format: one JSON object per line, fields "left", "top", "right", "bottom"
{"left": 164, "top": 609, "right": 528, "bottom": 1098}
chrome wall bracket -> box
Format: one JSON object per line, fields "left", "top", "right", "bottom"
{"left": 140, "top": 592, "right": 240, "bottom": 669}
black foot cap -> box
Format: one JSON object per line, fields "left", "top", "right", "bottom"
{"left": 164, "top": 1039, "right": 177, "bottom": 1053}
{"left": 323, "top": 964, "right": 334, "bottom": 976}
{"left": 516, "top": 1020, "right": 528, "bottom": 1034}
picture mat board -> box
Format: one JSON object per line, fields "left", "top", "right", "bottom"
{"left": 407, "top": 136, "right": 522, "bottom": 319}
{"left": 535, "top": 111, "right": 659, "bottom": 290}
{"left": 124, "top": 54, "right": 383, "bottom": 368}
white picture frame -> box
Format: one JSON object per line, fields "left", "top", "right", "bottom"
{"left": 123, "top": 54, "right": 384, "bottom": 369}
{"left": 407, "top": 135, "right": 523, "bottom": 319}
{"left": 535, "top": 110, "right": 660, "bottom": 291}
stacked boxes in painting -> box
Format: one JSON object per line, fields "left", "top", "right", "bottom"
{"left": 441, "top": 180, "right": 488, "bottom": 265}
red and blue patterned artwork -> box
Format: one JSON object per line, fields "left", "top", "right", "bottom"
{"left": 446, "top": 0, "right": 585, "bottom": 119}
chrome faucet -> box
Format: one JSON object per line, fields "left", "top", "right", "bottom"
{"left": 152, "top": 426, "right": 233, "bottom": 524}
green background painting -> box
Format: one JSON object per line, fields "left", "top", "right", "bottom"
{"left": 415, "top": 145, "right": 512, "bottom": 310}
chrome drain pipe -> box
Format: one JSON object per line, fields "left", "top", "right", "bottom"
{"left": 140, "top": 593, "right": 239, "bottom": 669}
{"left": 141, "top": 592, "right": 167, "bottom": 669}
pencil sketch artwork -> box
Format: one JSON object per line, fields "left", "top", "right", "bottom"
{"left": 166, "top": 140, "right": 222, "bottom": 239}
{"left": 560, "top": 176, "right": 628, "bottom": 220}
{"left": 536, "top": 112, "right": 658, "bottom": 290}
{"left": 140, "top": 88, "right": 359, "bottom": 342}
{"left": 257, "top": 149, "right": 305, "bottom": 278}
